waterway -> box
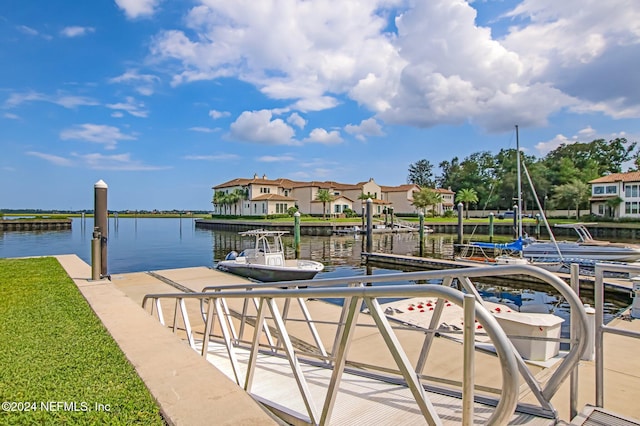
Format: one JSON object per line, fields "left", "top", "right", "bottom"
{"left": 0, "top": 217, "right": 630, "bottom": 332}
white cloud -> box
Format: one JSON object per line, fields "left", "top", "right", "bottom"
{"left": 344, "top": 118, "right": 384, "bottom": 141}
{"left": 287, "top": 113, "right": 306, "bottom": 129}
{"left": 26, "top": 151, "right": 74, "bottom": 167}
{"left": 106, "top": 96, "right": 149, "bottom": 118}
{"left": 577, "top": 126, "right": 597, "bottom": 139}
{"left": 151, "top": 1, "right": 401, "bottom": 112}
{"left": 148, "top": 0, "right": 640, "bottom": 134}
{"left": 115, "top": 0, "right": 161, "bottom": 19}
{"left": 257, "top": 155, "right": 295, "bottom": 162}
{"left": 109, "top": 69, "right": 159, "bottom": 96}
{"left": 3, "top": 113, "right": 20, "bottom": 120}
{"left": 111, "top": 111, "right": 124, "bottom": 118}
{"left": 303, "top": 128, "right": 343, "bottom": 145}
{"left": 188, "top": 127, "right": 218, "bottom": 133}
{"left": 184, "top": 154, "right": 239, "bottom": 160}
{"left": 4, "top": 91, "right": 99, "bottom": 109}
{"left": 534, "top": 134, "right": 574, "bottom": 156}
{"left": 17, "top": 25, "right": 39, "bottom": 36}
{"left": 60, "top": 124, "right": 136, "bottom": 150}
{"left": 209, "top": 109, "right": 231, "bottom": 119}
{"left": 71, "top": 152, "right": 169, "bottom": 170}
{"left": 229, "top": 110, "right": 298, "bottom": 145}
{"left": 60, "top": 26, "right": 95, "bottom": 38}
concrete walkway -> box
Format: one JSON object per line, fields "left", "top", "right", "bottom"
{"left": 55, "top": 255, "right": 280, "bottom": 426}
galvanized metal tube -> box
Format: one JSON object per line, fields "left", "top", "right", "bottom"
{"left": 462, "top": 294, "right": 475, "bottom": 425}
{"left": 569, "top": 263, "right": 580, "bottom": 420}
{"left": 91, "top": 228, "right": 101, "bottom": 280}
{"left": 595, "top": 264, "right": 605, "bottom": 407}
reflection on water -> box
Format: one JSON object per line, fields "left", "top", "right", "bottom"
{"left": 0, "top": 218, "right": 630, "bottom": 324}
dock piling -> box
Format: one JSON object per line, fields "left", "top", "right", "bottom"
{"left": 366, "top": 198, "right": 373, "bottom": 253}
{"left": 94, "top": 179, "right": 108, "bottom": 279}
{"left": 457, "top": 202, "right": 464, "bottom": 245}
{"left": 488, "top": 213, "right": 494, "bottom": 242}
{"left": 294, "top": 211, "right": 301, "bottom": 258}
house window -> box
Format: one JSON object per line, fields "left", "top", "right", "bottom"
{"left": 275, "top": 203, "right": 288, "bottom": 214}
{"left": 606, "top": 185, "right": 617, "bottom": 194}
{"left": 260, "top": 187, "right": 271, "bottom": 194}
{"left": 334, "top": 205, "right": 341, "bottom": 213}
{"left": 626, "top": 202, "right": 631, "bottom": 214}
{"left": 634, "top": 185, "right": 639, "bottom": 198}
{"left": 593, "top": 186, "right": 604, "bottom": 195}
{"left": 633, "top": 202, "right": 639, "bottom": 215}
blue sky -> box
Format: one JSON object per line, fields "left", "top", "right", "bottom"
{"left": 2, "top": 0, "right": 639, "bottom": 211}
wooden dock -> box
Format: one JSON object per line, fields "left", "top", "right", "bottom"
{"left": 0, "top": 218, "right": 72, "bottom": 231}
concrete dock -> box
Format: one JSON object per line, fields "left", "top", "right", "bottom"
{"left": 55, "top": 255, "right": 640, "bottom": 425}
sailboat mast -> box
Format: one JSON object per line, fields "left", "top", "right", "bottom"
{"left": 516, "top": 125, "right": 523, "bottom": 240}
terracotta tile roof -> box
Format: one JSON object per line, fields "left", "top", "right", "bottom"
{"left": 380, "top": 184, "right": 419, "bottom": 192}
{"left": 214, "top": 176, "right": 453, "bottom": 195}
{"left": 589, "top": 171, "right": 640, "bottom": 183}
{"left": 251, "top": 194, "right": 297, "bottom": 201}
{"left": 214, "top": 177, "right": 302, "bottom": 189}
{"left": 434, "top": 188, "right": 455, "bottom": 194}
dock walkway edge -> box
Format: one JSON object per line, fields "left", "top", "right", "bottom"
{"left": 54, "top": 254, "right": 281, "bottom": 426}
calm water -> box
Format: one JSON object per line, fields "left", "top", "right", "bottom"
{"left": 0, "top": 217, "right": 629, "bottom": 330}
{"left": 0, "top": 217, "right": 454, "bottom": 275}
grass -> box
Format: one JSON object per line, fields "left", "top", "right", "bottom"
{"left": 0, "top": 257, "right": 165, "bottom": 425}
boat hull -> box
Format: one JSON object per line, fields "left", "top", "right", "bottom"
{"left": 522, "top": 242, "right": 640, "bottom": 262}
{"left": 216, "top": 260, "right": 323, "bottom": 282}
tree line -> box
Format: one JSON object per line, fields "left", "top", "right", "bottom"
{"left": 407, "top": 137, "right": 637, "bottom": 215}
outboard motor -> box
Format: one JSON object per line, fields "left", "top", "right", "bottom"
{"left": 225, "top": 251, "right": 238, "bottom": 261}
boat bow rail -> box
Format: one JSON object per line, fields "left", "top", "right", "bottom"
{"left": 141, "top": 265, "right": 590, "bottom": 425}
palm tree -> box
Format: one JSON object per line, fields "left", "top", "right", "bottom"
{"left": 231, "top": 188, "right": 248, "bottom": 216}
{"left": 455, "top": 188, "right": 479, "bottom": 219}
{"left": 315, "top": 189, "right": 333, "bottom": 219}
{"left": 412, "top": 189, "right": 442, "bottom": 217}
{"left": 212, "top": 191, "right": 228, "bottom": 215}
{"left": 606, "top": 196, "right": 624, "bottom": 219}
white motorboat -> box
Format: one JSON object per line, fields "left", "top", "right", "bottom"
{"left": 216, "top": 229, "right": 324, "bottom": 282}
{"left": 522, "top": 223, "right": 640, "bottom": 262}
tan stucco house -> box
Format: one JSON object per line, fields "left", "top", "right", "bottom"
{"left": 212, "top": 174, "right": 453, "bottom": 217}
{"left": 589, "top": 171, "right": 640, "bottom": 219}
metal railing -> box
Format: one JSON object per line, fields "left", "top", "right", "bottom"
{"left": 593, "top": 263, "right": 640, "bottom": 409}
{"left": 142, "top": 264, "right": 589, "bottom": 425}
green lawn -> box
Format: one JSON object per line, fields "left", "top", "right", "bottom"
{"left": 0, "top": 257, "right": 164, "bottom": 425}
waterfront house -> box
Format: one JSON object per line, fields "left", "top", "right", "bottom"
{"left": 589, "top": 171, "right": 640, "bottom": 219}
{"left": 212, "top": 175, "right": 453, "bottom": 217}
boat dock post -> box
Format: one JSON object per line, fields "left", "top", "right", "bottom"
{"left": 94, "top": 179, "right": 108, "bottom": 279}
{"left": 419, "top": 211, "right": 425, "bottom": 257}
{"left": 294, "top": 211, "right": 301, "bottom": 258}
{"left": 488, "top": 212, "right": 494, "bottom": 242}
{"left": 366, "top": 198, "right": 373, "bottom": 253}
{"left": 457, "top": 202, "right": 464, "bottom": 245}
